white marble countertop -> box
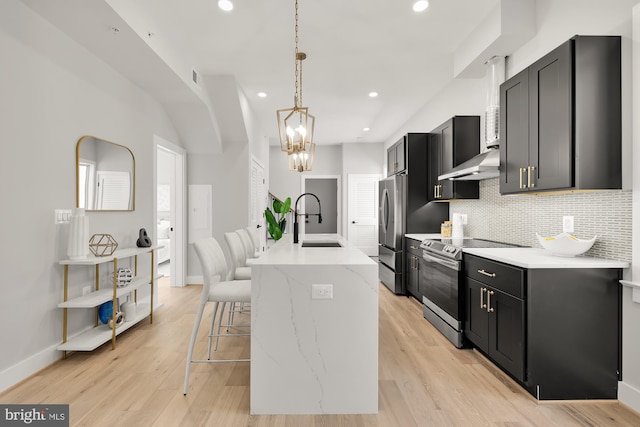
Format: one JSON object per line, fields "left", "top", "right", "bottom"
{"left": 405, "top": 233, "right": 442, "bottom": 241}
{"left": 463, "top": 247, "right": 629, "bottom": 269}
{"left": 254, "top": 233, "right": 376, "bottom": 265}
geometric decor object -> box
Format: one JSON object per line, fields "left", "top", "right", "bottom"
{"left": 89, "top": 234, "right": 118, "bottom": 257}
{"left": 116, "top": 268, "right": 133, "bottom": 287}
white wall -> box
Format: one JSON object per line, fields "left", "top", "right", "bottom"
{"left": 0, "top": 1, "right": 181, "bottom": 391}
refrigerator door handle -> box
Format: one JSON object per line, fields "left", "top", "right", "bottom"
{"left": 380, "top": 187, "right": 389, "bottom": 234}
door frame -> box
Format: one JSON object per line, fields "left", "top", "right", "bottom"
{"left": 154, "top": 135, "right": 186, "bottom": 288}
{"left": 300, "top": 175, "right": 341, "bottom": 236}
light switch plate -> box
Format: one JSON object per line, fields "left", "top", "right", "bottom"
{"left": 312, "top": 284, "right": 333, "bottom": 299}
{"left": 562, "top": 216, "right": 574, "bottom": 233}
{"left": 55, "top": 209, "right": 72, "bottom": 224}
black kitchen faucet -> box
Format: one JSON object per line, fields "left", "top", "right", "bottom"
{"left": 293, "top": 192, "right": 322, "bottom": 243}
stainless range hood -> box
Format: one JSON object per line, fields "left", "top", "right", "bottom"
{"left": 439, "top": 56, "right": 505, "bottom": 181}
{"left": 438, "top": 148, "right": 499, "bottom": 180}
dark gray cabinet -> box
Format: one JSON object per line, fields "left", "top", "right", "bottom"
{"left": 428, "top": 116, "right": 480, "bottom": 201}
{"left": 387, "top": 137, "right": 406, "bottom": 176}
{"left": 405, "top": 238, "right": 422, "bottom": 300}
{"left": 500, "top": 35, "right": 621, "bottom": 194}
{"left": 464, "top": 255, "right": 525, "bottom": 381}
{"left": 464, "top": 253, "right": 622, "bottom": 400}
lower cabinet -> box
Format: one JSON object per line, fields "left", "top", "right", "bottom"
{"left": 464, "top": 262, "right": 525, "bottom": 382}
{"left": 405, "top": 238, "right": 422, "bottom": 301}
{"left": 463, "top": 253, "right": 622, "bottom": 400}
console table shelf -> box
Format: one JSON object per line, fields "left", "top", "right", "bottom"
{"left": 58, "top": 245, "right": 161, "bottom": 356}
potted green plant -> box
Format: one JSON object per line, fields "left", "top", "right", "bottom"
{"left": 264, "top": 197, "right": 291, "bottom": 241}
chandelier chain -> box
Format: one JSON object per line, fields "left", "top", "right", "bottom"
{"left": 294, "top": 0, "right": 301, "bottom": 108}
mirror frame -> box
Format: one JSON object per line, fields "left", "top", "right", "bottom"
{"left": 76, "top": 135, "right": 136, "bottom": 212}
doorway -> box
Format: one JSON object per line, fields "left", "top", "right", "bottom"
{"left": 155, "top": 137, "right": 186, "bottom": 288}
{"left": 301, "top": 176, "right": 340, "bottom": 235}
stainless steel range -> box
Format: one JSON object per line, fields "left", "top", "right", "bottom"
{"left": 419, "top": 237, "right": 520, "bottom": 348}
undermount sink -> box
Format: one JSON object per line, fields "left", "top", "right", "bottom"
{"left": 301, "top": 241, "right": 342, "bottom": 248}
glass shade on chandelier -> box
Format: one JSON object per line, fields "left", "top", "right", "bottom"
{"left": 288, "top": 142, "right": 315, "bottom": 172}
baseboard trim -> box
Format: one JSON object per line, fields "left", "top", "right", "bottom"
{"left": 619, "top": 381, "right": 640, "bottom": 413}
{"left": 0, "top": 343, "right": 60, "bottom": 393}
{"left": 186, "top": 275, "right": 203, "bottom": 285}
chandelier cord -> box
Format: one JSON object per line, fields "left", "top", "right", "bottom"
{"left": 294, "top": 0, "right": 301, "bottom": 108}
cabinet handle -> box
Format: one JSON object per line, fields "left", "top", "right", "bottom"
{"left": 487, "top": 290, "right": 495, "bottom": 313}
{"left": 528, "top": 165, "right": 536, "bottom": 188}
{"left": 477, "top": 269, "right": 496, "bottom": 278}
{"left": 480, "top": 287, "right": 487, "bottom": 309}
{"left": 519, "top": 167, "right": 524, "bottom": 189}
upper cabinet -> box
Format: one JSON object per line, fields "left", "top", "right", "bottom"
{"left": 387, "top": 137, "right": 406, "bottom": 176}
{"left": 500, "top": 35, "right": 621, "bottom": 194}
{"left": 428, "top": 116, "right": 480, "bottom": 201}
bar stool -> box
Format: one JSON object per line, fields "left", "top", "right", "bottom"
{"left": 183, "top": 237, "right": 251, "bottom": 396}
{"left": 237, "top": 228, "right": 259, "bottom": 265}
{"left": 224, "top": 231, "right": 251, "bottom": 279}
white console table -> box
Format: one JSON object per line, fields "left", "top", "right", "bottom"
{"left": 58, "top": 246, "right": 161, "bottom": 357}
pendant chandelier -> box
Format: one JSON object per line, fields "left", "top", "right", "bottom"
{"left": 277, "top": 0, "right": 316, "bottom": 172}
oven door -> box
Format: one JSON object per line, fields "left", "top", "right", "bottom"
{"left": 421, "top": 251, "right": 463, "bottom": 324}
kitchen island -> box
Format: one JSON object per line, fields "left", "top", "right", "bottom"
{"left": 250, "top": 234, "right": 378, "bottom": 415}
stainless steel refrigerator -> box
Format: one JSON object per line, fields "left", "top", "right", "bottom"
{"left": 378, "top": 175, "right": 405, "bottom": 294}
{"left": 378, "top": 173, "right": 449, "bottom": 294}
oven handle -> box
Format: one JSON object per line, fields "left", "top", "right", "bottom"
{"left": 422, "top": 251, "right": 461, "bottom": 271}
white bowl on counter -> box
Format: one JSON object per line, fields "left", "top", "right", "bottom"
{"left": 536, "top": 232, "right": 596, "bottom": 257}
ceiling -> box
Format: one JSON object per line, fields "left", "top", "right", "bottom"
{"left": 23, "top": 0, "right": 505, "bottom": 147}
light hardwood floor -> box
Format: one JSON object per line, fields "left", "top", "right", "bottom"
{"left": 3, "top": 278, "right": 640, "bottom": 426}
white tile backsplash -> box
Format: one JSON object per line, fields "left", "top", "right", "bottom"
{"left": 449, "top": 178, "right": 632, "bottom": 262}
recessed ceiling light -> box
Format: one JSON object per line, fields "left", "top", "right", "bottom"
{"left": 368, "top": 92, "right": 378, "bottom": 98}
{"left": 363, "top": 127, "right": 370, "bottom": 132}
{"left": 413, "top": 1, "right": 429, "bottom": 12}
{"left": 218, "top": 0, "right": 233, "bottom": 12}
{"left": 257, "top": 92, "right": 267, "bottom": 98}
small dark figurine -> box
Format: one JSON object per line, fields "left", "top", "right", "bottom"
{"left": 136, "top": 228, "right": 152, "bottom": 247}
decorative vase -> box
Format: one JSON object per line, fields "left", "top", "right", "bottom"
{"left": 67, "top": 208, "right": 89, "bottom": 260}
{"left": 121, "top": 296, "right": 137, "bottom": 320}
{"left": 136, "top": 228, "right": 152, "bottom": 247}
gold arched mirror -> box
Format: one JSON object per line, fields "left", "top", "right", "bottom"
{"left": 76, "top": 136, "right": 135, "bottom": 211}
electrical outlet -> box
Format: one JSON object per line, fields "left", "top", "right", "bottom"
{"left": 82, "top": 286, "right": 91, "bottom": 296}
{"left": 563, "top": 216, "right": 574, "bottom": 233}
{"left": 460, "top": 214, "right": 468, "bottom": 225}
{"left": 312, "top": 284, "right": 333, "bottom": 299}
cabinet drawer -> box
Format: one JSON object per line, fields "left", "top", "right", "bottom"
{"left": 405, "top": 238, "right": 422, "bottom": 256}
{"left": 464, "top": 254, "right": 525, "bottom": 298}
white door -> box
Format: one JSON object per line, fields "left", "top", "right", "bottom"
{"left": 250, "top": 157, "right": 267, "bottom": 252}
{"left": 348, "top": 174, "right": 381, "bottom": 256}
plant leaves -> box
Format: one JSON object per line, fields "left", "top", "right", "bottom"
{"left": 282, "top": 197, "right": 291, "bottom": 213}
{"left": 265, "top": 208, "right": 277, "bottom": 227}
{"left": 273, "top": 199, "right": 282, "bottom": 213}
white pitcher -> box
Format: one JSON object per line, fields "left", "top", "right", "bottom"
{"left": 451, "top": 213, "right": 464, "bottom": 239}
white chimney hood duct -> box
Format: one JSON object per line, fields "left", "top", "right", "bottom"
{"left": 439, "top": 56, "right": 505, "bottom": 181}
